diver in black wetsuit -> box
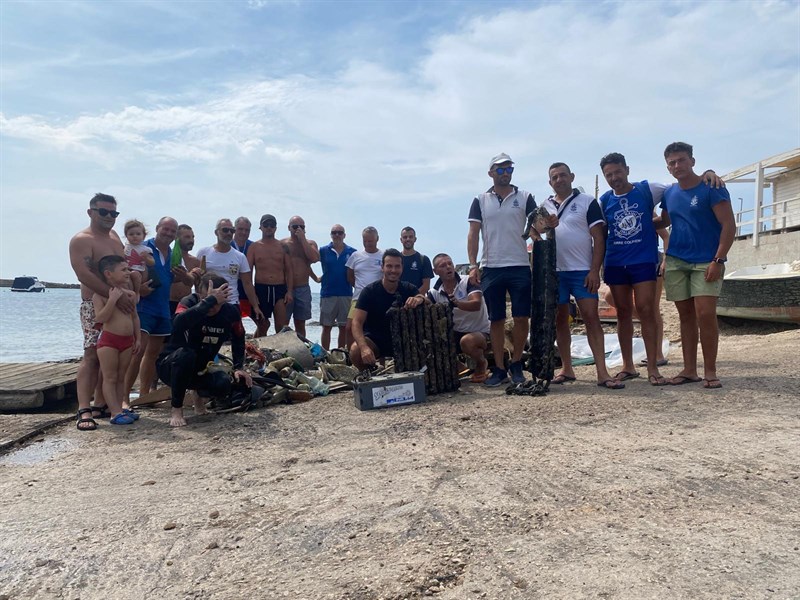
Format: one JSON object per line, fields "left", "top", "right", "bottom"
{"left": 157, "top": 274, "right": 252, "bottom": 427}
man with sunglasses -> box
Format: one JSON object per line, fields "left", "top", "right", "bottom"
{"left": 197, "top": 218, "right": 264, "bottom": 326}
{"left": 69, "top": 193, "right": 136, "bottom": 430}
{"left": 468, "top": 153, "right": 552, "bottom": 387}
{"left": 282, "top": 216, "right": 320, "bottom": 338}
{"left": 319, "top": 225, "right": 356, "bottom": 350}
{"left": 247, "top": 214, "right": 293, "bottom": 336}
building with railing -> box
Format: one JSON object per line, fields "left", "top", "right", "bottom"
{"left": 722, "top": 148, "right": 800, "bottom": 270}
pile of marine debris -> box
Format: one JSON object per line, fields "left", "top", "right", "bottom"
{"left": 217, "top": 330, "right": 388, "bottom": 410}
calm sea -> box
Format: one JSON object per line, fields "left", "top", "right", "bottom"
{"left": 0, "top": 288, "right": 324, "bottom": 363}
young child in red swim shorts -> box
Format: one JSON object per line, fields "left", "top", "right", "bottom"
{"left": 94, "top": 255, "right": 142, "bottom": 425}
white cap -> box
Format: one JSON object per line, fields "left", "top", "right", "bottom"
{"left": 489, "top": 153, "right": 514, "bottom": 169}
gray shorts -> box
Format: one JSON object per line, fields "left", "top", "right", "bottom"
{"left": 319, "top": 296, "right": 351, "bottom": 327}
{"left": 287, "top": 284, "right": 312, "bottom": 321}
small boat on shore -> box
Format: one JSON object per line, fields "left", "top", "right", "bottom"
{"left": 717, "top": 263, "right": 800, "bottom": 324}
{"left": 10, "top": 276, "right": 46, "bottom": 293}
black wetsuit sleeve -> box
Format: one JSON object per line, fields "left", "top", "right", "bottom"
{"left": 228, "top": 309, "right": 246, "bottom": 370}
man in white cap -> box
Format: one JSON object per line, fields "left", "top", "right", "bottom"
{"left": 467, "top": 153, "right": 554, "bottom": 387}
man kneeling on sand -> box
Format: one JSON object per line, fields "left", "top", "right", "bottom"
{"left": 157, "top": 275, "right": 252, "bottom": 427}
{"left": 427, "top": 253, "right": 491, "bottom": 383}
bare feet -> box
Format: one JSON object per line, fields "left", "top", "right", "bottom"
{"left": 192, "top": 391, "right": 209, "bottom": 415}
{"left": 169, "top": 407, "right": 187, "bottom": 427}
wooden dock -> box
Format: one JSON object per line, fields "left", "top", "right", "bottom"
{"left": 0, "top": 362, "right": 80, "bottom": 410}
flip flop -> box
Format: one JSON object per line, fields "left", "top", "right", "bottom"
{"left": 648, "top": 375, "right": 668, "bottom": 386}
{"left": 552, "top": 374, "right": 577, "bottom": 385}
{"left": 703, "top": 378, "right": 723, "bottom": 389}
{"left": 597, "top": 379, "right": 625, "bottom": 390}
{"left": 122, "top": 408, "right": 140, "bottom": 421}
{"left": 109, "top": 413, "right": 136, "bottom": 425}
{"left": 640, "top": 358, "right": 669, "bottom": 367}
{"left": 669, "top": 375, "right": 702, "bottom": 386}
{"left": 614, "top": 371, "right": 640, "bottom": 382}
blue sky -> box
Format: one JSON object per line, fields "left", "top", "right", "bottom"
{"left": 1, "top": 0, "right": 799, "bottom": 284}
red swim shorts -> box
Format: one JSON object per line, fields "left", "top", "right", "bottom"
{"left": 97, "top": 330, "right": 135, "bottom": 352}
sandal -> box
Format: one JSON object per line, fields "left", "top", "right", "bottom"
{"left": 109, "top": 413, "right": 136, "bottom": 425}
{"left": 703, "top": 378, "right": 723, "bottom": 389}
{"left": 648, "top": 374, "right": 668, "bottom": 386}
{"left": 91, "top": 405, "right": 112, "bottom": 419}
{"left": 552, "top": 374, "right": 577, "bottom": 385}
{"left": 469, "top": 371, "right": 489, "bottom": 384}
{"left": 614, "top": 371, "right": 640, "bottom": 382}
{"left": 76, "top": 408, "right": 98, "bottom": 431}
{"left": 122, "top": 408, "right": 140, "bottom": 421}
{"left": 597, "top": 379, "right": 625, "bottom": 390}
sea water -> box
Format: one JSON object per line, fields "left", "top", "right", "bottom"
{"left": 0, "top": 288, "right": 325, "bottom": 363}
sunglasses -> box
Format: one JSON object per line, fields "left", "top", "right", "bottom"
{"left": 261, "top": 222, "right": 276, "bottom": 228}
{"left": 331, "top": 230, "right": 345, "bottom": 235}
{"left": 219, "top": 227, "right": 235, "bottom": 234}
{"left": 91, "top": 207, "right": 120, "bottom": 218}
{"left": 494, "top": 166, "right": 514, "bottom": 175}
{"left": 291, "top": 224, "right": 306, "bottom": 230}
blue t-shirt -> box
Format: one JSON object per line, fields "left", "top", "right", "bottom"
{"left": 319, "top": 243, "right": 356, "bottom": 298}
{"left": 137, "top": 238, "right": 174, "bottom": 318}
{"left": 401, "top": 252, "right": 434, "bottom": 288}
{"left": 600, "top": 181, "right": 659, "bottom": 267}
{"left": 663, "top": 182, "right": 730, "bottom": 263}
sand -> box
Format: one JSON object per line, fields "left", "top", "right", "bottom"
{"left": 0, "top": 313, "right": 798, "bottom": 599}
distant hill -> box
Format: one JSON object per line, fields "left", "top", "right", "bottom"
{"left": 0, "top": 279, "right": 80, "bottom": 289}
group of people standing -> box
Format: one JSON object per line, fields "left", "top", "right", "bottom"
{"left": 68, "top": 140, "right": 734, "bottom": 430}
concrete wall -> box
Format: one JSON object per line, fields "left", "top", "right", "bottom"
{"left": 728, "top": 229, "right": 800, "bottom": 271}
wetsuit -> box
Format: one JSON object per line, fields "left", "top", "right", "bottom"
{"left": 157, "top": 293, "right": 245, "bottom": 408}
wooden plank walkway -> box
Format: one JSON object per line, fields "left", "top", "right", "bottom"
{"left": 0, "top": 362, "right": 80, "bottom": 410}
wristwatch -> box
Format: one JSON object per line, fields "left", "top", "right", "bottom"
{"left": 712, "top": 257, "right": 727, "bottom": 264}
{"left": 469, "top": 264, "right": 479, "bottom": 270}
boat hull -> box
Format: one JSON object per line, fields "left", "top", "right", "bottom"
{"left": 717, "top": 271, "right": 800, "bottom": 324}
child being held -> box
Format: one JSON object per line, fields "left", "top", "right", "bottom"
{"left": 124, "top": 219, "right": 160, "bottom": 289}
{"left": 93, "top": 255, "right": 142, "bottom": 425}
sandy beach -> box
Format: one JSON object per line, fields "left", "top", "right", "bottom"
{"left": 1, "top": 302, "right": 798, "bottom": 599}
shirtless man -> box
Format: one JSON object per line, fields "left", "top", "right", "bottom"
{"left": 282, "top": 215, "right": 320, "bottom": 338}
{"left": 69, "top": 193, "right": 136, "bottom": 431}
{"left": 247, "top": 214, "right": 293, "bottom": 337}
{"left": 169, "top": 224, "right": 201, "bottom": 315}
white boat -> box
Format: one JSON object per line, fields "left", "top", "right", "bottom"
{"left": 717, "top": 263, "right": 800, "bottom": 324}
{"left": 10, "top": 276, "right": 46, "bottom": 293}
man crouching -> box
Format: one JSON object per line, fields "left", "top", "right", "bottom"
{"left": 157, "top": 275, "right": 252, "bottom": 427}
{"left": 349, "top": 248, "right": 426, "bottom": 371}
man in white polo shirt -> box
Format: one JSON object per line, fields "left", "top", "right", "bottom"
{"left": 543, "top": 162, "right": 623, "bottom": 390}
{"left": 467, "top": 153, "right": 554, "bottom": 387}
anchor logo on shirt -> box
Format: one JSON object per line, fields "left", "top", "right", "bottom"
{"left": 690, "top": 195, "right": 699, "bottom": 207}
{"left": 613, "top": 197, "right": 642, "bottom": 240}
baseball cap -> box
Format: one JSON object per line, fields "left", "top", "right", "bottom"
{"left": 260, "top": 214, "right": 277, "bottom": 226}
{"left": 489, "top": 153, "right": 514, "bottom": 169}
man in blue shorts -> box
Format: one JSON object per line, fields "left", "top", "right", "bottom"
{"left": 319, "top": 224, "right": 356, "bottom": 350}
{"left": 467, "top": 153, "right": 555, "bottom": 386}
{"left": 543, "top": 163, "right": 622, "bottom": 390}
{"left": 600, "top": 152, "right": 723, "bottom": 386}
{"left": 660, "top": 142, "right": 735, "bottom": 389}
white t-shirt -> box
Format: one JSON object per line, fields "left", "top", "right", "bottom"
{"left": 345, "top": 249, "right": 383, "bottom": 299}
{"left": 541, "top": 191, "right": 605, "bottom": 272}
{"left": 196, "top": 245, "right": 250, "bottom": 304}
{"left": 427, "top": 276, "right": 490, "bottom": 335}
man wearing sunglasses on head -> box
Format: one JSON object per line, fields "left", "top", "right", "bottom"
{"left": 69, "top": 193, "right": 136, "bottom": 431}
{"left": 281, "top": 216, "right": 320, "bottom": 338}
{"left": 196, "top": 218, "right": 264, "bottom": 326}
{"left": 467, "top": 153, "right": 556, "bottom": 387}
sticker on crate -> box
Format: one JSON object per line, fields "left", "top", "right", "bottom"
{"left": 373, "top": 382, "right": 416, "bottom": 407}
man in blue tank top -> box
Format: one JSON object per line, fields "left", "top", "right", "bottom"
{"left": 659, "top": 142, "right": 735, "bottom": 389}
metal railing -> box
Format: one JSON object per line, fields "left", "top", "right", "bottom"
{"left": 734, "top": 195, "right": 800, "bottom": 238}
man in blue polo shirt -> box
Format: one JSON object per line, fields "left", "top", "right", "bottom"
{"left": 124, "top": 216, "right": 194, "bottom": 406}
{"left": 660, "top": 142, "right": 735, "bottom": 389}
{"left": 319, "top": 224, "right": 356, "bottom": 350}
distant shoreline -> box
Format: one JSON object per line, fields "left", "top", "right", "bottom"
{"left": 0, "top": 279, "right": 79, "bottom": 289}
